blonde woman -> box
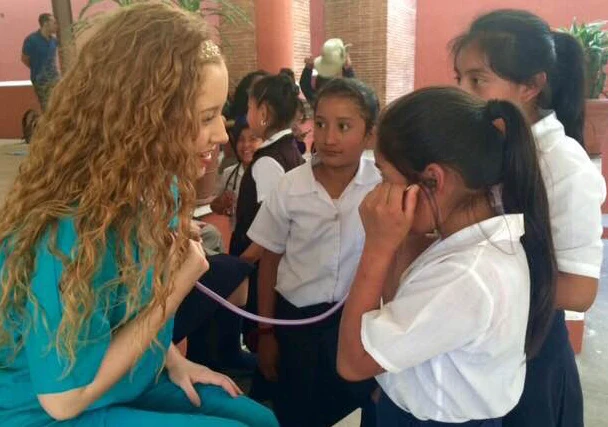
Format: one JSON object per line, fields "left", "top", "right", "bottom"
{"left": 0, "top": 3, "right": 278, "bottom": 427}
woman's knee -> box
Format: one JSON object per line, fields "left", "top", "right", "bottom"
{"left": 227, "top": 277, "right": 249, "bottom": 307}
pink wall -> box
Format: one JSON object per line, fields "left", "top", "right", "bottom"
{"left": 255, "top": 0, "right": 294, "bottom": 73}
{"left": 0, "top": 0, "right": 95, "bottom": 82}
{"left": 414, "top": 0, "right": 607, "bottom": 88}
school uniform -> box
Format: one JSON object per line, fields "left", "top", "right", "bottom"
{"left": 231, "top": 129, "right": 304, "bottom": 256}
{"left": 503, "top": 112, "right": 606, "bottom": 427}
{"left": 230, "top": 129, "right": 304, "bottom": 361}
{"left": 362, "top": 214, "right": 528, "bottom": 426}
{"left": 248, "top": 156, "right": 382, "bottom": 427}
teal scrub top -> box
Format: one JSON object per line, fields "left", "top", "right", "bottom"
{"left": 0, "top": 216, "right": 174, "bottom": 426}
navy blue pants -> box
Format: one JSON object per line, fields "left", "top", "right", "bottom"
{"left": 503, "top": 310, "right": 583, "bottom": 427}
{"left": 274, "top": 295, "right": 377, "bottom": 427}
{"left": 376, "top": 392, "right": 501, "bottom": 427}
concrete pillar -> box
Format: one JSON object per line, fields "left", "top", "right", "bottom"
{"left": 254, "top": 0, "right": 294, "bottom": 73}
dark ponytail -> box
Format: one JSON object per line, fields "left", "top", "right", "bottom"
{"left": 485, "top": 100, "right": 557, "bottom": 358}
{"left": 452, "top": 9, "right": 586, "bottom": 147}
{"left": 550, "top": 32, "right": 586, "bottom": 145}
{"left": 250, "top": 73, "right": 301, "bottom": 132}
{"left": 378, "top": 86, "right": 556, "bottom": 358}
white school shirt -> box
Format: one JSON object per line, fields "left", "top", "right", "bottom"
{"left": 247, "top": 156, "right": 381, "bottom": 307}
{"left": 251, "top": 128, "right": 293, "bottom": 203}
{"left": 533, "top": 112, "right": 606, "bottom": 278}
{"left": 362, "top": 215, "right": 529, "bottom": 422}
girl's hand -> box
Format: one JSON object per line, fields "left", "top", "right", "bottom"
{"left": 210, "top": 191, "right": 235, "bottom": 216}
{"left": 166, "top": 349, "right": 242, "bottom": 407}
{"left": 359, "top": 183, "right": 419, "bottom": 254}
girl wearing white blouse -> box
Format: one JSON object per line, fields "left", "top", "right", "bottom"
{"left": 247, "top": 78, "right": 381, "bottom": 427}
{"left": 337, "top": 87, "right": 558, "bottom": 426}
{"left": 453, "top": 11, "right": 605, "bottom": 426}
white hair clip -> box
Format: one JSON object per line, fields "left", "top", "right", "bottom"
{"left": 201, "top": 40, "right": 221, "bottom": 60}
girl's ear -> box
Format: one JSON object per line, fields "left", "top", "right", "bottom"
{"left": 363, "top": 125, "right": 377, "bottom": 150}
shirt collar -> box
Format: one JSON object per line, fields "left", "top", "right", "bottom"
{"left": 531, "top": 111, "right": 563, "bottom": 153}
{"left": 421, "top": 214, "right": 525, "bottom": 262}
{"left": 289, "top": 155, "right": 381, "bottom": 195}
{"left": 259, "top": 129, "right": 293, "bottom": 149}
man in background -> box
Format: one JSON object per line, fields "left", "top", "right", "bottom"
{"left": 22, "top": 14, "right": 59, "bottom": 111}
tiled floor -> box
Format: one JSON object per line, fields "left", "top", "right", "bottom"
{"left": 0, "top": 139, "right": 606, "bottom": 426}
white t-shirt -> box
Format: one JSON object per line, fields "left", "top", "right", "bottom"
{"left": 362, "top": 215, "right": 529, "bottom": 422}
{"left": 247, "top": 156, "right": 381, "bottom": 307}
{"left": 251, "top": 128, "right": 293, "bottom": 203}
{"left": 533, "top": 112, "right": 606, "bottom": 278}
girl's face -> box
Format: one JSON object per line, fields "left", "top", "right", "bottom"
{"left": 246, "top": 97, "right": 269, "bottom": 139}
{"left": 195, "top": 61, "right": 229, "bottom": 178}
{"left": 454, "top": 44, "right": 529, "bottom": 109}
{"left": 313, "top": 96, "right": 371, "bottom": 169}
{"left": 236, "top": 128, "right": 263, "bottom": 166}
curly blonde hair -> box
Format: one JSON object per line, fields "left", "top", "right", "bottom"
{"left": 0, "top": 2, "right": 222, "bottom": 366}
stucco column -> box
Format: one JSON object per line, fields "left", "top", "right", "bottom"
{"left": 254, "top": 0, "right": 294, "bottom": 73}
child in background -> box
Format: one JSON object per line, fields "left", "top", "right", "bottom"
{"left": 231, "top": 73, "right": 305, "bottom": 260}
{"left": 453, "top": 10, "right": 605, "bottom": 426}
{"left": 248, "top": 78, "right": 380, "bottom": 427}
{"left": 230, "top": 73, "right": 304, "bottom": 401}
{"left": 337, "top": 86, "right": 557, "bottom": 426}
{"left": 212, "top": 119, "right": 264, "bottom": 230}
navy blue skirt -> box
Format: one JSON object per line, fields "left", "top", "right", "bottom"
{"left": 377, "top": 392, "right": 501, "bottom": 427}
{"left": 503, "top": 310, "right": 583, "bottom": 427}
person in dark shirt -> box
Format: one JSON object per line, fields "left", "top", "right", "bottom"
{"left": 22, "top": 13, "right": 59, "bottom": 111}
{"left": 299, "top": 39, "right": 356, "bottom": 104}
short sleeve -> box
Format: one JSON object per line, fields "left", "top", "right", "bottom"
{"left": 550, "top": 167, "right": 606, "bottom": 278}
{"left": 251, "top": 156, "right": 285, "bottom": 203}
{"left": 361, "top": 262, "right": 493, "bottom": 373}
{"left": 22, "top": 36, "right": 32, "bottom": 56}
{"left": 25, "top": 229, "right": 111, "bottom": 394}
{"left": 247, "top": 179, "right": 290, "bottom": 254}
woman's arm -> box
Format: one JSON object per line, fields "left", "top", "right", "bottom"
{"left": 37, "top": 241, "right": 207, "bottom": 421}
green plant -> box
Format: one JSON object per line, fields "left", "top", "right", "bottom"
{"left": 78, "top": 0, "right": 250, "bottom": 30}
{"left": 563, "top": 19, "right": 608, "bottom": 99}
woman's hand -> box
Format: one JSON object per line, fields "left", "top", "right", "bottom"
{"left": 166, "top": 345, "right": 242, "bottom": 407}
{"left": 359, "top": 183, "right": 419, "bottom": 254}
{"left": 169, "top": 238, "right": 209, "bottom": 300}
